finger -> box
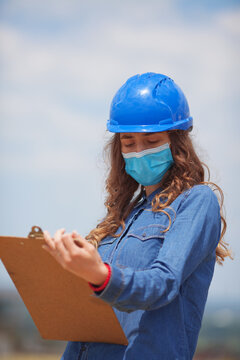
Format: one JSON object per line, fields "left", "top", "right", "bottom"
{"left": 72, "top": 233, "right": 86, "bottom": 249}
{"left": 72, "top": 232, "right": 85, "bottom": 242}
{"left": 53, "top": 228, "right": 66, "bottom": 242}
{"left": 55, "top": 236, "right": 69, "bottom": 256}
{"left": 72, "top": 231, "right": 80, "bottom": 238}
{"left": 62, "top": 234, "right": 80, "bottom": 255}
{"left": 62, "top": 233, "right": 77, "bottom": 250}
{"left": 53, "top": 228, "right": 69, "bottom": 255}
{"left": 71, "top": 230, "right": 81, "bottom": 246}
{"left": 53, "top": 228, "right": 66, "bottom": 248}
{"left": 43, "top": 230, "right": 56, "bottom": 251}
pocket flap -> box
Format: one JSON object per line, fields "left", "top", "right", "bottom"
{"left": 128, "top": 225, "right": 165, "bottom": 241}
{"left": 99, "top": 236, "right": 116, "bottom": 246}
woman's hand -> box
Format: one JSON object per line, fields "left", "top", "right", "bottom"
{"left": 42, "top": 228, "right": 108, "bottom": 286}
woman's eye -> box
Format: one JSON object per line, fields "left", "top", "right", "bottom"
{"left": 123, "top": 141, "right": 159, "bottom": 148}
{"left": 147, "top": 140, "right": 158, "bottom": 144}
{"left": 124, "top": 144, "right": 134, "bottom": 147}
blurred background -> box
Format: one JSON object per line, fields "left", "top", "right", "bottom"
{"left": 0, "top": 0, "right": 239, "bottom": 359}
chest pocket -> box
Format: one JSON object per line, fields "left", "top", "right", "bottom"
{"left": 115, "top": 224, "right": 165, "bottom": 270}
{"left": 128, "top": 224, "right": 166, "bottom": 241}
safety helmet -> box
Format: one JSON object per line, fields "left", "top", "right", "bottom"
{"left": 107, "top": 72, "right": 193, "bottom": 133}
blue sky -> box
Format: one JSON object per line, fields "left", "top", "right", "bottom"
{"left": 0, "top": 0, "right": 240, "bottom": 303}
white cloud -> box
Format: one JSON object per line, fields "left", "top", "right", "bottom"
{"left": 216, "top": 8, "right": 240, "bottom": 36}
{"left": 1, "top": 5, "right": 239, "bottom": 101}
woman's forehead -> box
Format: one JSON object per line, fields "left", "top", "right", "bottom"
{"left": 120, "top": 132, "right": 167, "bottom": 139}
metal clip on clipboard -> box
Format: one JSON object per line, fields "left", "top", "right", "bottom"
{"left": 28, "top": 226, "right": 44, "bottom": 239}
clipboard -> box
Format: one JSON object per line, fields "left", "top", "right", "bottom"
{"left": 0, "top": 226, "right": 128, "bottom": 345}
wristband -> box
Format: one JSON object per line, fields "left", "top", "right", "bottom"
{"left": 88, "top": 263, "right": 111, "bottom": 292}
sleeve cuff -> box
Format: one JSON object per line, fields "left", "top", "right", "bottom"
{"left": 91, "top": 262, "right": 126, "bottom": 303}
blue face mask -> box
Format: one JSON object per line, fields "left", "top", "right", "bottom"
{"left": 122, "top": 143, "right": 174, "bottom": 186}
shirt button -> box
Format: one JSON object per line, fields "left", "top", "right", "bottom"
{"left": 142, "top": 233, "right": 146, "bottom": 237}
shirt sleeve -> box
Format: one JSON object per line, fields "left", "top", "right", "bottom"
{"left": 92, "top": 185, "right": 221, "bottom": 313}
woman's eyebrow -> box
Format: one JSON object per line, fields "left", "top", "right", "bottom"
{"left": 120, "top": 134, "right": 133, "bottom": 139}
{"left": 120, "top": 133, "right": 156, "bottom": 139}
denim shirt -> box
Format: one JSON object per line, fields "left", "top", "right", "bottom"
{"left": 61, "top": 184, "right": 221, "bottom": 360}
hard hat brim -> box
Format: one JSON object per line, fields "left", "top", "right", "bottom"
{"left": 107, "top": 117, "right": 193, "bottom": 133}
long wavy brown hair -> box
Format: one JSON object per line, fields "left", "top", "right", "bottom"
{"left": 85, "top": 129, "right": 233, "bottom": 265}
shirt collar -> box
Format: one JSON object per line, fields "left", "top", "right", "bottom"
{"left": 142, "top": 185, "right": 163, "bottom": 204}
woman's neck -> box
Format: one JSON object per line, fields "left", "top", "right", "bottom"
{"left": 144, "top": 183, "right": 162, "bottom": 198}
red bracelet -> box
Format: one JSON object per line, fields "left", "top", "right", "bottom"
{"left": 88, "top": 263, "right": 112, "bottom": 292}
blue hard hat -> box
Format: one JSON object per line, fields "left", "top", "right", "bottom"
{"left": 107, "top": 72, "right": 193, "bottom": 133}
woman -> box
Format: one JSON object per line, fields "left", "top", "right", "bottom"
{"left": 42, "top": 72, "right": 233, "bottom": 359}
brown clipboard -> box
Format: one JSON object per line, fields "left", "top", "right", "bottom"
{"left": 0, "top": 226, "right": 128, "bottom": 345}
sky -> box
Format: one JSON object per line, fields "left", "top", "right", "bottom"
{"left": 0, "top": 0, "right": 240, "bottom": 303}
